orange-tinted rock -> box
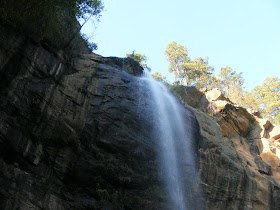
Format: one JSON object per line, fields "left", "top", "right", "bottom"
{"left": 205, "top": 88, "right": 227, "bottom": 101}
{"left": 249, "top": 118, "right": 272, "bottom": 140}
{"left": 215, "top": 104, "right": 254, "bottom": 138}
{"left": 187, "top": 104, "right": 279, "bottom": 210}
{"left": 267, "top": 125, "right": 280, "bottom": 141}
{"left": 259, "top": 118, "right": 272, "bottom": 138}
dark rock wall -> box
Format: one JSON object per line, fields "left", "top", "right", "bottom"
{"left": 0, "top": 26, "right": 165, "bottom": 209}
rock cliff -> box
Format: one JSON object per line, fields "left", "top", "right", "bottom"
{"left": 178, "top": 87, "right": 280, "bottom": 210}
{"left": 0, "top": 25, "right": 165, "bottom": 210}
{"left": 1, "top": 25, "right": 280, "bottom": 210}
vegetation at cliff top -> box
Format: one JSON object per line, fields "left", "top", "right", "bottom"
{"left": 126, "top": 51, "right": 151, "bottom": 71}
{"left": 164, "top": 41, "right": 280, "bottom": 124}
{"left": 139, "top": 41, "right": 280, "bottom": 125}
{"left": 165, "top": 41, "right": 214, "bottom": 88}
{"left": 0, "top": 0, "right": 103, "bottom": 52}
{"left": 253, "top": 76, "right": 280, "bottom": 124}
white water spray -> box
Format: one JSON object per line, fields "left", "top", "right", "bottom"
{"left": 139, "top": 72, "right": 202, "bottom": 210}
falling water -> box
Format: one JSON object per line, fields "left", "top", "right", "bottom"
{"left": 139, "top": 72, "right": 202, "bottom": 210}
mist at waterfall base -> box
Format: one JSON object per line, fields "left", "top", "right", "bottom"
{"left": 138, "top": 72, "right": 203, "bottom": 210}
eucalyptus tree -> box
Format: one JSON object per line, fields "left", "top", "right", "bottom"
{"left": 253, "top": 76, "right": 280, "bottom": 124}
{"left": 181, "top": 56, "right": 214, "bottom": 88}
{"left": 151, "top": 71, "right": 167, "bottom": 82}
{"left": 165, "top": 41, "right": 189, "bottom": 85}
{"left": 217, "top": 67, "right": 245, "bottom": 105}
{"left": 165, "top": 41, "right": 214, "bottom": 87}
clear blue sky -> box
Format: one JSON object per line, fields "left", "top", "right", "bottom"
{"left": 82, "top": 0, "right": 280, "bottom": 90}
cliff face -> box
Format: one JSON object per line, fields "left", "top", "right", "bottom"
{"left": 1, "top": 25, "right": 280, "bottom": 210}
{"left": 179, "top": 88, "right": 280, "bottom": 210}
{"left": 0, "top": 25, "right": 163, "bottom": 209}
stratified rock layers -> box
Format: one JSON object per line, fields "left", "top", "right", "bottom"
{"left": 0, "top": 26, "right": 163, "bottom": 210}
{"left": 1, "top": 25, "right": 280, "bottom": 209}
{"left": 180, "top": 88, "right": 280, "bottom": 210}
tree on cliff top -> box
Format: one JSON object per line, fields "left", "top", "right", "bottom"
{"left": 126, "top": 51, "right": 151, "bottom": 71}
{"left": 217, "top": 67, "right": 245, "bottom": 105}
{"left": 165, "top": 41, "right": 189, "bottom": 85}
{"left": 76, "top": 0, "right": 103, "bottom": 20}
{"left": 252, "top": 76, "right": 280, "bottom": 124}
{"left": 180, "top": 56, "right": 214, "bottom": 88}
{"left": 165, "top": 41, "right": 213, "bottom": 87}
{"left": 152, "top": 71, "right": 167, "bottom": 83}
{"left": 0, "top": 0, "right": 103, "bottom": 51}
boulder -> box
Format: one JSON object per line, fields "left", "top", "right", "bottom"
{"left": 171, "top": 85, "right": 204, "bottom": 108}
{"left": 205, "top": 88, "right": 227, "bottom": 101}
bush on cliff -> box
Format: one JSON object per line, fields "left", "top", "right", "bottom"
{"left": 0, "top": 0, "right": 103, "bottom": 52}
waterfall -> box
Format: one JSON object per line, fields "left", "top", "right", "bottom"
{"left": 139, "top": 72, "right": 203, "bottom": 210}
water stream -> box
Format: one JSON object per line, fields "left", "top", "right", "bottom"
{"left": 139, "top": 72, "right": 202, "bottom": 210}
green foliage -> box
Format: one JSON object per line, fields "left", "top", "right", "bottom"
{"left": 165, "top": 41, "right": 213, "bottom": 87}
{"left": 252, "top": 76, "right": 280, "bottom": 124}
{"left": 169, "top": 85, "right": 186, "bottom": 99}
{"left": 80, "top": 33, "right": 98, "bottom": 51}
{"left": 76, "top": 0, "right": 103, "bottom": 20}
{"left": 126, "top": 51, "right": 151, "bottom": 71}
{"left": 63, "top": 32, "right": 98, "bottom": 57}
{"left": 0, "top": 0, "right": 103, "bottom": 51}
{"left": 165, "top": 41, "right": 189, "bottom": 85}
{"left": 217, "top": 67, "right": 245, "bottom": 105}
{"left": 207, "top": 75, "right": 220, "bottom": 90}
{"left": 274, "top": 111, "right": 280, "bottom": 125}
{"left": 213, "top": 70, "right": 279, "bottom": 125}
{"left": 151, "top": 71, "right": 167, "bottom": 82}
{"left": 240, "top": 91, "right": 260, "bottom": 113}
{"left": 181, "top": 56, "right": 214, "bottom": 88}
{"left": 218, "top": 67, "right": 244, "bottom": 91}
{"left": 164, "top": 41, "right": 279, "bottom": 125}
